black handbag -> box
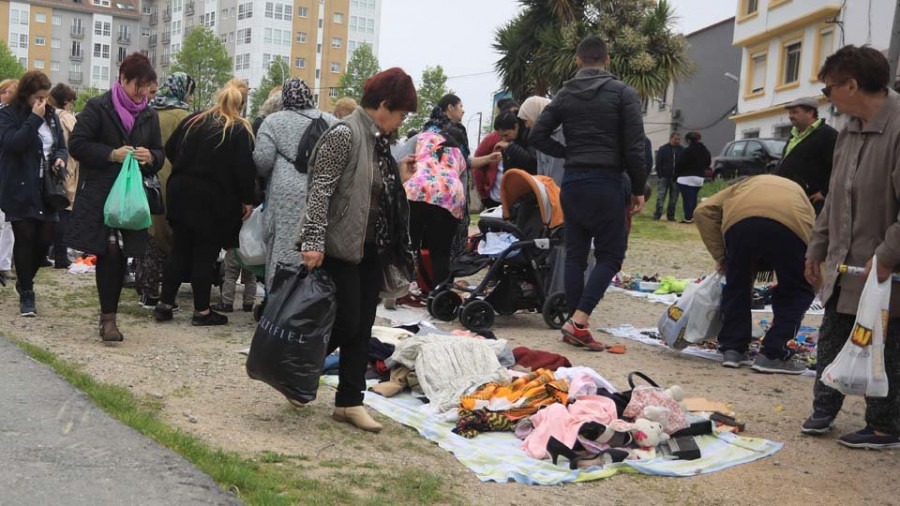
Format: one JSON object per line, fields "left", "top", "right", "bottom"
{"left": 143, "top": 173, "right": 164, "bottom": 215}
{"left": 597, "top": 371, "right": 659, "bottom": 418}
{"left": 42, "top": 160, "right": 69, "bottom": 211}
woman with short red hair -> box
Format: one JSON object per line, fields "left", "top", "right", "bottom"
{"left": 297, "top": 68, "right": 417, "bottom": 432}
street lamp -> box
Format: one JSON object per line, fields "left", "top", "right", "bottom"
{"left": 466, "top": 112, "right": 484, "bottom": 145}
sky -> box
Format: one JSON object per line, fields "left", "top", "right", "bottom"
{"left": 378, "top": 0, "right": 736, "bottom": 146}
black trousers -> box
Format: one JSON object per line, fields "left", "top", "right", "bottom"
{"left": 95, "top": 239, "right": 127, "bottom": 314}
{"left": 322, "top": 244, "right": 381, "bottom": 407}
{"left": 718, "top": 218, "right": 814, "bottom": 359}
{"left": 408, "top": 201, "right": 458, "bottom": 288}
{"left": 160, "top": 225, "right": 221, "bottom": 312}
{"left": 11, "top": 219, "right": 54, "bottom": 292}
{"left": 52, "top": 209, "right": 71, "bottom": 264}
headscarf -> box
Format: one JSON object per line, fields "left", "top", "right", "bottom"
{"left": 518, "top": 96, "right": 551, "bottom": 125}
{"left": 281, "top": 79, "right": 315, "bottom": 111}
{"left": 423, "top": 105, "right": 469, "bottom": 157}
{"left": 111, "top": 81, "right": 148, "bottom": 133}
{"left": 152, "top": 72, "right": 195, "bottom": 110}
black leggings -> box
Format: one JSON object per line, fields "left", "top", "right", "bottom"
{"left": 52, "top": 209, "right": 71, "bottom": 264}
{"left": 408, "top": 201, "right": 458, "bottom": 288}
{"left": 96, "top": 240, "right": 126, "bottom": 314}
{"left": 11, "top": 219, "right": 54, "bottom": 292}
{"left": 160, "top": 225, "right": 221, "bottom": 312}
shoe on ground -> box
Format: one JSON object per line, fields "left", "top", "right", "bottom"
{"left": 154, "top": 303, "right": 174, "bottom": 322}
{"left": 333, "top": 406, "right": 383, "bottom": 432}
{"left": 1, "top": 269, "right": 17, "bottom": 281}
{"left": 242, "top": 303, "right": 254, "bottom": 312}
{"left": 192, "top": 310, "right": 228, "bottom": 326}
{"left": 140, "top": 293, "right": 159, "bottom": 309}
{"left": 838, "top": 427, "right": 900, "bottom": 450}
{"left": 751, "top": 354, "right": 807, "bottom": 375}
{"left": 679, "top": 219, "right": 694, "bottom": 224}
{"left": 561, "top": 319, "right": 606, "bottom": 351}
{"left": 721, "top": 350, "right": 752, "bottom": 368}
{"left": 19, "top": 289, "right": 36, "bottom": 317}
{"left": 801, "top": 412, "right": 836, "bottom": 435}
{"left": 211, "top": 302, "right": 234, "bottom": 313}
{"left": 667, "top": 217, "right": 676, "bottom": 222}
{"left": 99, "top": 313, "right": 124, "bottom": 342}
{"left": 40, "top": 257, "right": 53, "bottom": 268}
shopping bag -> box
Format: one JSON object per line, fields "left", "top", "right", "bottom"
{"left": 238, "top": 205, "right": 266, "bottom": 267}
{"left": 684, "top": 273, "right": 724, "bottom": 343}
{"left": 658, "top": 281, "right": 701, "bottom": 350}
{"left": 103, "top": 152, "right": 152, "bottom": 230}
{"left": 822, "top": 257, "right": 891, "bottom": 398}
{"left": 246, "top": 264, "right": 337, "bottom": 404}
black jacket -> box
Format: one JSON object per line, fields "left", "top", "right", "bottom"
{"left": 165, "top": 114, "right": 256, "bottom": 248}
{"left": 502, "top": 126, "right": 537, "bottom": 175}
{"left": 675, "top": 142, "right": 711, "bottom": 178}
{"left": 67, "top": 91, "right": 164, "bottom": 256}
{"left": 529, "top": 68, "right": 647, "bottom": 194}
{"left": 0, "top": 104, "right": 68, "bottom": 221}
{"left": 655, "top": 143, "right": 685, "bottom": 178}
{"left": 775, "top": 122, "right": 838, "bottom": 197}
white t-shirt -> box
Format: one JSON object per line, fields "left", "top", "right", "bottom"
{"left": 38, "top": 121, "right": 53, "bottom": 160}
{"left": 676, "top": 176, "right": 705, "bottom": 188}
{"left": 490, "top": 159, "right": 504, "bottom": 203}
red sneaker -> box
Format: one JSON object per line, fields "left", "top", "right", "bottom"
{"left": 561, "top": 319, "right": 606, "bottom": 351}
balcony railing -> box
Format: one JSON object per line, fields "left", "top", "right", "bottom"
{"left": 163, "top": 8, "right": 171, "bottom": 21}
{"left": 185, "top": 2, "right": 194, "bottom": 15}
{"left": 162, "top": 32, "right": 170, "bottom": 44}
{"left": 118, "top": 34, "right": 131, "bottom": 44}
{"left": 70, "top": 50, "right": 83, "bottom": 61}
{"left": 69, "top": 71, "right": 82, "bottom": 83}
{"left": 71, "top": 26, "right": 84, "bottom": 38}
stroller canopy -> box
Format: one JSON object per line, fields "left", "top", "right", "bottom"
{"left": 500, "top": 169, "right": 564, "bottom": 230}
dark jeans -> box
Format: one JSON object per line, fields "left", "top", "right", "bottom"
{"left": 160, "top": 225, "right": 221, "bottom": 312}
{"left": 814, "top": 289, "right": 900, "bottom": 435}
{"left": 718, "top": 218, "right": 814, "bottom": 359}
{"left": 561, "top": 170, "right": 626, "bottom": 315}
{"left": 96, "top": 241, "right": 127, "bottom": 314}
{"left": 654, "top": 177, "right": 678, "bottom": 220}
{"left": 52, "top": 209, "right": 70, "bottom": 264}
{"left": 11, "top": 219, "right": 54, "bottom": 292}
{"left": 408, "top": 201, "right": 458, "bottom": 288}
{"left": 677, "top": 183, "right": 701, "bottom": 221}
{"left": 322, "top": 243, "right": 382, "bottom": 407}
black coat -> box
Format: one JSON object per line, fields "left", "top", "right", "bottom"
{"left": 529, "top": 68, "right": 647, "bottom": 194}
{"left": 776, "top": 122, "right": 838, "bottom": 197}
{"left": 502, "top": 126, "right": 537, "bottom": 175}
{"left": 67, "top": 92, "right": 164, "bottom": 256}
{"left": 675, "top": 142, "right": 711, "bottom": 179}
{"left": 164, "top": 114, "right": 256, "bottom": 248}
{"left": 655, "top": 143, "right": 685, "bottom": 179}
{"left": 0, "top": 104, "right": 68, "bottom": 221}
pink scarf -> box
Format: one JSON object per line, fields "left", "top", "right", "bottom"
{"left": 111, "top": 81, "right": 147, "bottom": 134}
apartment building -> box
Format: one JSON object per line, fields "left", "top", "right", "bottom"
{"left": 0, "top": 0, "right": 147, "bottom": 90}
{"left": 730, "top": 0, "right": 895, "bottom": 139}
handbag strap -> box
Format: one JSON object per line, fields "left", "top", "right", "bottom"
{"left": 627, "top": 371, "right": 659, "bottom": 389}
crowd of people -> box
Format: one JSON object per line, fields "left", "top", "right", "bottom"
{"left": 0, "top": 38, "right": 897, "bottom": 448}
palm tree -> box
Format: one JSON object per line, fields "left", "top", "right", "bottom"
{"left": 494, "top": 0, "right": 690, "bottom": 102}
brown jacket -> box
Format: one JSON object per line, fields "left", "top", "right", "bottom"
{"left": 807, "top": 89, "right": 900, "bottom": 316}
{"left": 695, "top": 175, "right": 815, "bottom": 262}
{"left": 56, "top": 108, "right": 78, "bottom": 210}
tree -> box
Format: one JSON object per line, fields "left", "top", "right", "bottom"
{"left": 170, "top": 27, "right": 232, "bottom": 112}
{"left": 403, "top": 65, "right": 453, "bottom": 134}
{"left": 336, "top": 44, "right": 380, "bottom": 103}
{"left": 73, "top": 87, "right": 103, "bottom": 113}
{"left": 249, "top": 59, "right": 289, "bottom": 118}
{"left": 493, "top": 0, "right": 690, "bottom": 102}
{"left": 0, "top": 40, "right": 24, "bottom": 80}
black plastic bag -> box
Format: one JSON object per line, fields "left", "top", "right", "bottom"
{"left": 597, "top": 371, "right": 659, "bottom": 418}
{"left": 246, "top": 264, "right": 337, "bottom": 403}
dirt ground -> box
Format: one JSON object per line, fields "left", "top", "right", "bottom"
{"left": 6, "top": 225, "right": 900, "bottom": 506}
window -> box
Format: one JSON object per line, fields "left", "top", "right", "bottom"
{"left": 220, "top": 34, "right": 228, "bottom": 43}
{"left": 726, "top": 141, "right": 746, "bottom": 157}
{"left": 94, "top": 21, "right": 111, "bottom": 36}
{"left": 329, "top": 87, "right": 338, "bottom": 98}
{"left": 813, "top": 26, "right": 835, "bottom": 80}
{"left": 265, "top": 2, "right": 274, "bottom": 18}
{"left": 264, "top": 29, "right": 290, "bottom": 46}
{"left": 264, "top": 28, "right": 272, "bottom": 44}
{"left": 173, "top": 20, "right": 182, "bottom": 35}
{"left": 117, "top": 46, "right": 127, "bottom": 62}
{"left": 746, "top": 48, "right": 767, "bottom": 97}
{"left": 298, "top": 6, "right": 309, "bottom": 17}
{"left": 238, "top": 3, "right": 253, "bottom": 19}
{"left": 71, "top": 41, "right": 82, "bottom": 56}
{"left": 333, "top": 12, "right": 343, "bottom": 23}
{"left": 141, "top": 26, "right": 150, "bottom": 36}
{"left": 173, "top": 0, "right": 183, "bottom": 12}
{"left": 315, "top": 69, "right": 320, "bottom": 79}
{"left": 296, "top": 31, "right": 307, "bottom": 43}
{"left": 366, "top": 18, "right": 374, "bottom": 34}
{"left": 35, "top": 36, "right": 46, "bottom": 46}
{"left": 237, "top": 28, "right": 251, "bottom": 44}
{"left": 34, "top": 59, "right": 45, "bottom": 69}
{"left": 317, "top": 43, "right": 321, "bottom": 54}
{"left": 318, "top": 18, "right": 323, "bottom": 28}
{"left": 91, "top": 65, "right": 109, "bottom": 81}
{"left": 220, "top": 9, "right": 227, "bottom": 19}
{"left": 93, "top": 43, "right": 110, "bottom": 59}
{"left": 50, "top": 61, "right": 60, "bottom": 72}
{"left": 349, "top": 16, "right": 357, "bottom": 32}
{"left": 18, "top": 34, "right": 28, "bottom": 49}
{"left": 779, "top": 38, "right": 802, "bottom": 88}
{"left": 744, "top": 141, "right": 764, "bottom": 159}
{"left": 119, "top": 25, "right": 131, "bottom": 41}
{"left": 73, "top": 19, "right": 84, "bottom": 33}
{"left": 35, "top": 13, "right": 46, "bottom": 23}
{"left": 295, "top": 57, "right": 305, "bottom": 68}
{"left": 330, "top": 62, "right": 340, "bottom": 73}
{"left": 331, "top": 37, "right": 341, "bottom": 48}
{"left": 92, "top": 0, "right": 111, "bottom": 6}
{"left": 71, "top": 62, "right": 81, "bottom": 73}
{"left": 739, "top": 0, "right": 758, "bottom": 20}
{"left": 349, "top": 40, "right": 357, "bottom": 52}
{"left": 51, "top": 38, "right": 61, "bottom": 49}
{"left": 52, "top": 14, "right": 61, "bottom": 25}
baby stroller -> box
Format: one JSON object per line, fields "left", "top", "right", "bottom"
{"left": 426, "top": 169, "right": 569, "bottom": 331}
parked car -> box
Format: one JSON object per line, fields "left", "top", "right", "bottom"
{"left": 711, "top": 138, "right": 786, "bottom": 180}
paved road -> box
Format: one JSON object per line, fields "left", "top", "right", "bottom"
{"left": 0, "top": 337, "right": 241, "bottom": 506}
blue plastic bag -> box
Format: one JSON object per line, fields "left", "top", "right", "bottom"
{"left": 103, "top": 151, "right": 152, "bottom": 230}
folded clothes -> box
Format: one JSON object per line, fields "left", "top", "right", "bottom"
{"left": 460, "top": 369, "right": 568, "bottom": 420}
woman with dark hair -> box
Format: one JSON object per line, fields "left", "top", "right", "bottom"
{"left": 68, "top": 53, "right": 164, "bottom": 342}
{"left": 494, "top": 110, "right": 537, "bottom": 174}
{"left": 48, "top": 83, "right": 78, "bottom": 270}
{"left": 473, "top": 98, "right": 518, "bottom": 209}
{"left": 674, "top": 131, "right": 710, "bottom": 224}
{"left": 298, "top": 67, "right": 417, "bottom": 432}
{"left": 0, "top": 71, "right": 67, "bottom": 317}
{"left": 133, "top": 72, "right": 195, "bottom": 308}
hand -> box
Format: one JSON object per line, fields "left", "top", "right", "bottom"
{"left": 810, "top": 192, "right": 825, "bottom": 203}
{"left": 132, "top": 147, "right": 153, "bottom": 165}
{"left": 715, "top": 260, "right": 726, "bottom": 275}
{"left": 241, "top": 204, "right": 253, "bottom": 221}
{"left": 32, "top": 97, "right": 46, "bottom": 117}
{"left": 805, "top": 259, "right": 822, "bottom": 288}
{"left": 630, "top": 195, "right": 645, "bottom": 215}
{"left": 495, "top": 141, "right": 509, "bottom": 150}
{"left": 864, "top": 257, "right": 893, "bottom": 283}
{"left": 301, "top": 251, "right": 324, "bottom": 270}
{"left": 398, "top": 154, "right": 416, "bottom": 183}
{"left": 487, "top": 152, "right": 502, "bottom": 164}
{"left": 53, "top": 158, "right": 65, "bottom": 168}
{"left": 112, "top": 146, "right": 134, "bottom": 163}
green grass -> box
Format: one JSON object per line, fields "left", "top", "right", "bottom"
{"left": 629, "top": 178, "right": 729, "bottom": 241}
{"left": 8, "top": 338, "right": 455, "bottom": 506}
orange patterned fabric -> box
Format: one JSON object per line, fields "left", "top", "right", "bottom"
{"left": 460, "top": 369, "right": 568, "bottom": 420}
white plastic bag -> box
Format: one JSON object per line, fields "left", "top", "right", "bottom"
{"left": 822, "top": 256, "right": 890, "bottom": 398}
{"left": 658, "top": 281, "right": 701, "bottom": 350}
{"left": 684, "top": 273, "right": 724, "bottom": 343}
{"left": 238, "top": 205, "right": 266, "bottom": 266}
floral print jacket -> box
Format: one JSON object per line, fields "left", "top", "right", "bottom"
{"left": 403, "top": 131, "right": 467, "bottom": 220}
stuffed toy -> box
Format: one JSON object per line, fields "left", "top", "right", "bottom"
{"left": 628, "top": 418, "right": 670, "bottom": 460}
{"left": 623, "top": 386, "right": 689, "bottom": 434}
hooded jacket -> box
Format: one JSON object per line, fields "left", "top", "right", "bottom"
{"left": 529, "top": 68, "right": 647, "bottom": 195}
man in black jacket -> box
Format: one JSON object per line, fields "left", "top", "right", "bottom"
{"left": 653, "top": 132, "right": 684, "bottom": 221}
{"left": 775, "top": 97, "right": 837, "bottom": 215}
{"left": 531, "top": 35, "right": 647, "bottom": 351}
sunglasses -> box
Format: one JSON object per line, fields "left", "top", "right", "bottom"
{"left": 821, "top": 81, "right": 846, "bottom": 98}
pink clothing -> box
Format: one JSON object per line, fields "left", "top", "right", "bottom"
{"left": 404, "top": 131, "right": 468, "bottom": 219}
{"left": 622, "top": 386, "right": 689, "bottom": 434}
{"left": 522, "top": 396, "right": 618, "bottom": 459}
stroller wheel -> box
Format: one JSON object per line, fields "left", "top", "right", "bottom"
{"left": 459, "top": 300, "right": 495, "bottom": 331}
{"left": 542, "top": 292, "right": 568, "bottom": 330}
{"left": 428, "top": 290, "right": 461, "bottom": 322}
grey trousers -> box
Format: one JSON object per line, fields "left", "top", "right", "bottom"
{"left": 221, "top": 249, "right": 257, "bottom": 306}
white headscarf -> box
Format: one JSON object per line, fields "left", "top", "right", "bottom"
{"left": 518, "top": 96, "right": 551, "bottom": 124}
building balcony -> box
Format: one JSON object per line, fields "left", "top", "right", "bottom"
{"left": 70, "top": 50, "right": 83, "bottom": 61}
{"left": 71, "top": 26, "right": 84, "bottom": 38}
{"left": 185, "top": 2, "right": 194, "bottom": 15}
{"left": 118, "top": 34, "right": 131, "bottom": 45}
{"left": 69, "top": 71, "right": 82, "bottom": 84}
{"left": 149, "top": 34, "right": 157, "bottom": 46}
{"left": 162, "top": 32, "right": 170, "bottom": 44}
{"left": 161, "top": 55, "right": 170, "bottom": 66}
{"left": 150, "top": 13, "right": 158, "bottom": 25}
{"left": 163, "top": 8, "right": 171, "bottom": 21}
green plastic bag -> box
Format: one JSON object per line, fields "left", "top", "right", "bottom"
{"left": 104, "top": 151, "right": 152, "bottom": 231}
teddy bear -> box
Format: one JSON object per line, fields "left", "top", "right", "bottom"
{"left": 628, "top": 418, "right": 670, "bottom": 460}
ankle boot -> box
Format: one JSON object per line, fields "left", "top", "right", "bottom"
{"left": 99, "top": 313, "right": 124, "bottom": 342}
{"left": 332, "top": 406, "right": 383, "bottom": 433}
